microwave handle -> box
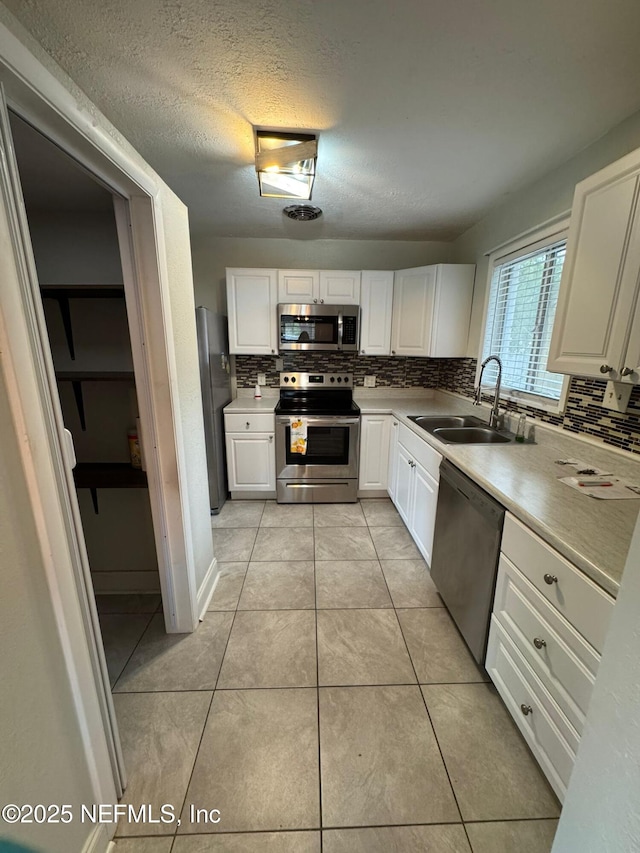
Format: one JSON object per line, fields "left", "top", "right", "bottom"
{"left": 337, "top": 311, "right": 343, "bottom": 349}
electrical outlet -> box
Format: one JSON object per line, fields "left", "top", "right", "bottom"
{"left": 257, "top": 373, "right": 266, "bottom": 386}
{"left": 602, "top": 380, "right": 632, "bottom": 412}
{"left": 275, "top": 357, "right": 284, "bottom": 371}
{"left": 364, "top": 375, "right": 376, "bottom": 388}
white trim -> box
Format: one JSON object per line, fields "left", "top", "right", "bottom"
{"left": 476, "top": 218, "right": 571, "bottom": 413}
{"left": 83, "top": 823, "right": 113, "bottom": 853}
{"left": 0, "top": 92, "right": 119, "bottom": 808}
{"left": 197, "top": 561, "right": 220, "bottom": 621}
{"left": 484, "top": 209, "right": 571, "bottom": 257}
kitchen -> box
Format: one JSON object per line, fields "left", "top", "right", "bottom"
{"left": 1, "top": 1, "right": 640, "bottom": 849}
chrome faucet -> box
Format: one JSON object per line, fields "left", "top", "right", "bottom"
{"left": 474, "top": 355, "right": 503, "bottom": 429}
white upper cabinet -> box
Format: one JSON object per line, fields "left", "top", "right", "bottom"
{"left": 359, "top": 270, "right": 394, "bottom": 355}
{"left": 390, "top": 264, "right": 474, "bottom": 357}
{"left": 548, "top": 148, "right": 640, "bottom": 383}
{"left": 277, "top": 269, "right": 319, "bottom": 303}
{"left": 319, "top": 270, "right": 361, "bottom": 304}
{"left": 226, "top": 268, "right": 278, "bottom": 355}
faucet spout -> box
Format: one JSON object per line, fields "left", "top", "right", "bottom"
{"left": 474, "top": 355, "right": 503, "bottom": 429}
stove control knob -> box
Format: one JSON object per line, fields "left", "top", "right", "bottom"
{"left": 284, "top": 376, "right": 289, "bottom": 382}
{"left": 330, "top": 377, "right": 335, "bottom": 383}
{"left": 337, "top": 377, "right": 343, "bottom": 383}
{"left": 291, "top": 377, "right": 296, "bottom": 383}
{"left": 344, "top": 376, "right": 349, "bottom": 383}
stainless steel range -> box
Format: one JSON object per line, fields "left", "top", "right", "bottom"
{"left": 275, "top": 372, "right": 360, "bottom": 503}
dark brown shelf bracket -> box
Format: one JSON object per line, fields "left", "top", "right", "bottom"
{"left": 71, "top": 380, "right": 86, "bottom": 430}
{"left": 54, "top": 295, "right": 75, "bottom": 360}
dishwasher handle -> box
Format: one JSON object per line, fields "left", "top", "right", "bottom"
{"left": 439, "top": 459, "right": 505, "bottom": 528}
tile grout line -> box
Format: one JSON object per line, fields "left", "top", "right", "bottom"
{"left": 312, "top": 505, "right": 324, "bottom": 850}
{"left": 171, "top": 514, "right": 260, "bottom": 841}
{"left": 367, "top": 509, "right": 471, "bottom": 843}
{"left": 109, "top": 608, "right": 157, "bottom": 692}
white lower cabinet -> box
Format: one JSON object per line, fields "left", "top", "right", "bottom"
{"left": 389, "top": 422, "right": 442, "bottom": 564}
{"left": 486, "top": 513, "right": 615, "bottom": 802}
{"left": 359, "top": 415, "right": 392, "bottom": 493}
{"left": 387, "top": 418, "right": 399, "bottom": 502}
{"left": 224, "top": 413, "right": 276, "bottom": 494}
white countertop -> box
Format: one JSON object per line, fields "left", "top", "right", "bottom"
{"left": 225, "top": 388, "right": 640, "bottom": 595}
{"left": 356, "top": 390, "right": 639, "bottom": 597}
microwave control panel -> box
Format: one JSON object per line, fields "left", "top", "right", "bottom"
{"left": 342, "top": 315, "right": 358, "bottom": 345}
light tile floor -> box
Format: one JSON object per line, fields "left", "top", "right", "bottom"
{"left": 100, "top": 499, "right": 560, "bottom": 852}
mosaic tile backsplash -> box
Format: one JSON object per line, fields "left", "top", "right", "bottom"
{"left": 438, "top": 358, "right": 640, "bottom": 455}
{"left": 235, "top": 353, "right": 440, "bottom": 389}
{"left": 236, "top": 353, "right": 640, "bottom": 455}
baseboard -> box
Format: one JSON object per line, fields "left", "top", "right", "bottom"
{"left": 82, "top": 822, "right": 113, "bottom": 853}
{"left": 197, "top": 557, "right": 220, "bottom": 620}
{"left": 357, "top": 489, "right": 389, "bottom": 498}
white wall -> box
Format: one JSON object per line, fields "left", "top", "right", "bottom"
{"left": 190, "top": 235, "right": 455, "bottom": 313}
{"left": 453, "top": 107, "right": 640, "bottom": 354}
{"left": 551, "top": 517, "right": 640, "bottom": 852}
{"left": 0, "top": 370, "right": 95, "bottom": 853}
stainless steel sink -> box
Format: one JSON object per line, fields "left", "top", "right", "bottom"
{"left": 408, "top": 415, "right": 486, "bottom": 430}
{"left": 407, "top": 414, "right": 517, "bottom": 444}
{"left": 433, "top": 427, "right": 514, "bottom": 445}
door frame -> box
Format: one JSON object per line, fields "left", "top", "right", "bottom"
{"left": 0, "top": 17, "right": 203, "bottom": 833}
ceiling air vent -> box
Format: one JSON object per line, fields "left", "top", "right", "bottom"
{"left": 283, "top": 204, "right": 322, "bottom": 221}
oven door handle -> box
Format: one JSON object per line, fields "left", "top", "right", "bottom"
{"left": 276, "top": 416, "right": 360, "bottom": 427}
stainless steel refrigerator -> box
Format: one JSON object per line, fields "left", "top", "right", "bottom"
{"left": 196, "top": 306, "right": 232, "bottom": 514}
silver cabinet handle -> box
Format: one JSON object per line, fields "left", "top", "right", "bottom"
{"left": 621, "top": 366, "right": 634, "bottom": 376}
{"left": 391, "top": 350, "right": 396, "bottom": 355}
{"left": 361, "top": 349, "right": 365, "bottom": 354}
{"left": 320, "top": 299, "right": 324, "bottom": 303}
{"left": 393, "top": 422, "right": 398, "bottom": 426}
{"left": 271, "top": 349, "right": 275, "bottom": 354}
{"left": 313, "top": 298, "right": 318, "bottom": 303}
{"left": 246, "top": 421, "right": 250, "bottom": 429}
{"left": 543, "top": 573, "right": 558, "bottom": 585}
{"left": 520, "top": 704, "right": 533, "bottom": 716}
{"left": 269, "top": 435, "right": 273, "bottom": 442}
{"left": 600, "top": 364, "right": 613, "bottom": 373}
{"left": 533, "top": 637, "right": 547, "bottom": 649}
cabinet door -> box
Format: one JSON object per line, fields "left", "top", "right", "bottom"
{"left": 387, "top": 418, "right": 399, "bottom": 501}
{"left": 227, "top": 268, "right": 278, "bottom": 355}
{"left": 430, "top": 264, "right": 475, "bottom": 357}
{"left": 277, "top": 270, "right": 319, "bottom": 303}
{"left": 225, "top": 433, "right": 275, "bottom": 490}
{"left": 394, "top": 442, "right": 413, "bottom": 526}
{"left": 548, "top": 157, "right": 640, "bottom": 379}
{"left": 359, "top": 415, "right": 392, "bottom": 491}
{"left": 390, "top": 266, "right": 436, "bottom": 356}
{"left": 360, "top": 271, "right": 394, "bottom": 355}
{"left": 319, "top": 270, "right": 361, "bottom": 304}
{"left": 409, "top": 459, "right": 439, "bottom": 565}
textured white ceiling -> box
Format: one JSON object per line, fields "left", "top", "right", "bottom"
{"left": 5, "top": 0, "right": 640, "bottom": 240}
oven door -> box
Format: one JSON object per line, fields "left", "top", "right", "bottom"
{"left": 276, "top": 416, "right": 360, "bottom": 479}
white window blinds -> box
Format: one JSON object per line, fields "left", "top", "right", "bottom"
{"left": 481, "top": 233, "right": 567, "bottom": 401}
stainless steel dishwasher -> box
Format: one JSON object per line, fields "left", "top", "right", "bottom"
{"left": 430, "top": 459, "right": 505, "bottom": 665}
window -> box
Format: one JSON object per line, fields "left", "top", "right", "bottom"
{"left": 480, "top": 223, "right": 569, "bottom": 409}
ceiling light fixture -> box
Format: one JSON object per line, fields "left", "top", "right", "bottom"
{"left": 255, "top": 130, "right": 318, "bottom": 200}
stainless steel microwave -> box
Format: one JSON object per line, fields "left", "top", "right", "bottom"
{"left": 278, "top": 303, "right": 359, "bottom": 352}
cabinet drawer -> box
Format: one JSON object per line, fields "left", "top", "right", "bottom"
{"left": 398, "top": 422, "right": 442, "bottom": 479}
{"left": 487, "top": 617, "right": 579, "bottom": 802}
{"left": 501, "top": 514, "right": 614, "bottom": 654}
{"left": 224, "top": 412, "right": 275, "bottom": 433}
{"left": 494, "top": 555, "right": 599, "bottom": 734}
